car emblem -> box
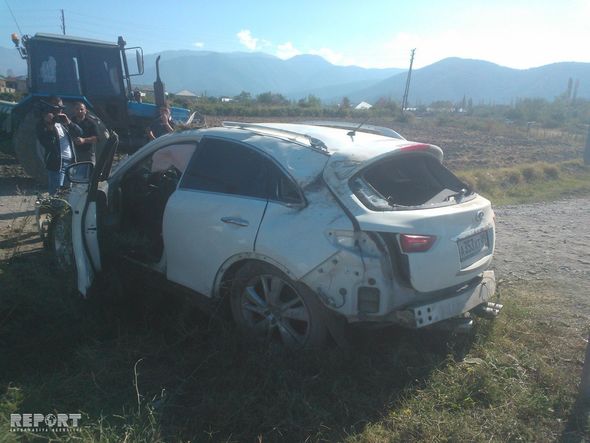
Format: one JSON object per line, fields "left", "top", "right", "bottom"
{"left": 475, "top": 210, "right": 484, "bottom": 222}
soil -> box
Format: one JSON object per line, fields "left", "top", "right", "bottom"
{"left": 206, "top": 116, "right": 586, "bottom": 171}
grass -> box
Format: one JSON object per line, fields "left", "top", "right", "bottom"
{"left": 457, "top": 159, "right": 590, "bottom": 205}
{"left": 0, "top": 245, "right": 588, "bottom": 441}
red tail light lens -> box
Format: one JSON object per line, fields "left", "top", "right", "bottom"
{"left": 400, "top": 234, "right": 436, "bottom": 252}
{"left": 400, "top": 143, "right": 430, "bottom": 152}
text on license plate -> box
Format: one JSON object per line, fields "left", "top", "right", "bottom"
{"left": 458, "top": 230, "right": 490, "bottom": 262}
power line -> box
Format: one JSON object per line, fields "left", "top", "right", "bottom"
{"left": 4, "top": 0, "right": 23, "bottom": 36}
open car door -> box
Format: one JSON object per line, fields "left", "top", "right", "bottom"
{"left": 70, "top": 131, "right": 119, "bottom": 296}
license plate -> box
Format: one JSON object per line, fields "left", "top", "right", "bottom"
{"left": 458, "top": 230, "right": 490, "bottom": 262}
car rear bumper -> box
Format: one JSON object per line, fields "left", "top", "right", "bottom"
{"left": 406, "top": 271, "right": 496, "bottom": 328}
{"left": 399, "top": 270, "right": 496, "bottom": 328}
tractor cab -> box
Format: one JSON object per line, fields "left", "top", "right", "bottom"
{"left": 17, "top": 33, "right": 142, "bottom": 136}
{"left": 9, "top": 33, "right": 191, "bottom": 183}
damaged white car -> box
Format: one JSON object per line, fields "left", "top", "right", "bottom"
{"left": 42, "top": 121, "right": 500, "bottom": 348}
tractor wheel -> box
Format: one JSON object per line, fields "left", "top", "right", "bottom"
{"left": 13, "top": 110, "right": 47, "bottom": 184}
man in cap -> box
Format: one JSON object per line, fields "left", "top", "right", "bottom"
{"left": 36, "top": 96, "right": 83, "bottom": 194}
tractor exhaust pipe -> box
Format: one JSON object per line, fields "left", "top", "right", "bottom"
{"left": 154, "top": 55, "right": 166, "bottom": 108}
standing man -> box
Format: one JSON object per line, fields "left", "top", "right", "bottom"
{"left": 148, "top": 106, "right": 175, "bottom": 140}
{"left": 71, "top": 102, "right": 98, "bottom": 163}
{"left": 36, "top": 96, "right": 82, "bottom": 194}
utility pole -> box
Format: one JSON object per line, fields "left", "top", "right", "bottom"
{"left": 401, "top": 48, "right": 416, "bottom": 113}
{"left": 60, "top": 9, "right": 66, "bottom": 35}
{"left": 584, "top": 125, "right": 590, "bottom": 165}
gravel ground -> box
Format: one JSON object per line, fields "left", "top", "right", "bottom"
{"left": 493, "top": 197, "right": 590, "bottom": 286}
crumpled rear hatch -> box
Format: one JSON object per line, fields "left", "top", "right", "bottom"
{"left": 329, "top": 148, "right": 495, "bottom": 293}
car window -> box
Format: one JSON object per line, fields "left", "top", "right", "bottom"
{"left": 125, "top": 143, "right": 196, "bottom": 177}
{"left": 271, "top": 171, "right": 303, "bottom": 205}
{"left": 151, "top": 143, "right": 196, "bottom": 174}
{"left": 180, "top": 137, "right": 269, "bottom": 199}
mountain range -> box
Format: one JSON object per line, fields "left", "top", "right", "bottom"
{"left": 2, "top": 45, "right": 589, "bottom": 104}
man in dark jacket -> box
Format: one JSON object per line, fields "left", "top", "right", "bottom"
{"left": 71, "top": 102, "right": 98, "bottom": 163}
{"left": 36, "top": 96, "right": 83, "bottom": 194}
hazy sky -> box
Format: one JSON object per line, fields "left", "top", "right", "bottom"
{"left": 1, "top": 0, "right": 589, "bottom": 69}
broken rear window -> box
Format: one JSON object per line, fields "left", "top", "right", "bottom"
{"left": 350, "top": 154, "right": 473, "bottom": 211}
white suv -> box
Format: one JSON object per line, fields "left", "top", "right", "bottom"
{"left": 52, "top": 121, "right": 498, "bottom": 348}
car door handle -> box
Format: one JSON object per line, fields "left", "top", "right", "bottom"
{"left": 221, "top": 217, "right": 249, "bottom": 227}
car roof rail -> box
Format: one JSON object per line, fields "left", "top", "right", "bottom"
{"left": 301, "top": 120, "right": 406, "bottom": 140}
{"left": 222, "top": 121, "right": 329, "bottom": 154}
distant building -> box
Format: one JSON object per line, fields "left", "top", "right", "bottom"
{"left": 221, "top": 97, "right": 233, "bottom": 103}
{"left": 175, "top": 89, "right": 197, "bottom": 97}
{"left": 355, "top": 101, "right": 372, "bottom": 110}
{"left": 0, "top": 75, "right": 27, "bottom": 94}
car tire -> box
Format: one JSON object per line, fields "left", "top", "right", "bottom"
{"left": 48, "top": 212, "right": 78, "bottom": 293}
{"left": 230, "top": 262, "right": 328, "bottom": 349}
{"left": 49, "top": 212, "right": 75, "bottom": 274}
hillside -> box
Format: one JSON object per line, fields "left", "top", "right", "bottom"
{"left": 2, "top": 43, "right": 590, "bottom": 104}
{"left": 348, "top": 58, "right": 590, "bottom": 104}
{"left": 137, "top": 51, "right": 401, "bottom": 99}
{"left": 0, "top": 47, "right": 26, "bottom": 76}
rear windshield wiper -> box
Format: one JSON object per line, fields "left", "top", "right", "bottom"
{"left": 446, "top": 188, "right": 470, "bottom": 202}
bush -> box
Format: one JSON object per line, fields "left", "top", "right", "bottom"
{"left": 475, "top": 173, "right": 495, "bottom": 193}
{"left": 503, "top": 170, "right": 523, "bottom": 187}
{"left": 521, "top": 165, "right": 542, "bottom": 182}
{"left": 542, "top": 164, "right": 560, "bottom": 179}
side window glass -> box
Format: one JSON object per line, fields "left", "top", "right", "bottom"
{"left": 270, "top": 169, "right": 303, "bottom": 205}
{"left": 123, "top": 143, "right": 196, "bottom": 184}
{"left": 151, "top": 143, "right": 196, "bottom": 175}
{"left": 181, "top": 138, "right": 269, "bottom": 199}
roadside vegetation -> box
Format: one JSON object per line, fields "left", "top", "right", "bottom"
{"left": 458, "top": 159, "right": 590, "bottom": 205}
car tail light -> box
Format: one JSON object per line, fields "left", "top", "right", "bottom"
{"left": 400, "top": 234, "right": 436, "bottom": 252}
{"left": 400, "top": 143, "right": 430, "bottom": 152}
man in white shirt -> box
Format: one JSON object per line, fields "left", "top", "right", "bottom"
{"left": 36, "top": 96, "right": 83, "bottom": 194}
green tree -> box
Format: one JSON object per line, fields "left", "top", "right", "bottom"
{"left": 234, "top": 91, "right": 252, "bottom": 103}
{"left": 298, "top": 94, "right": 321, "bottom": 108}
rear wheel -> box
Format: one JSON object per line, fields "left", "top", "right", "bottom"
{"left": 230, "top": 262, "right": 328, "bottom": 349}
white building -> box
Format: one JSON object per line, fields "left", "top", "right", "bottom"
{"left": 355, "top": 101, "right": 372, "bottom": 110}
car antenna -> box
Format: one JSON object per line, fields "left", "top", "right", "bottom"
{"left": 347, "top": 116, "right": 370, "bottom": 141}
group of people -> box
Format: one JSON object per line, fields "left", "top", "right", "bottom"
{"left": 36, "top": 96, "right": 98, "bottom": 194}
{"left": 37, "top": 95, "right": 175, "bottom": 194}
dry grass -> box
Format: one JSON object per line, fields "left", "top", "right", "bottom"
{"left": 457, "top": 160, "right": 590, "bottom": 205}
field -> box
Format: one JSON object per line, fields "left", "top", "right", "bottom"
{"left": 0, "top": 114, "right": 589, "bottom": 441}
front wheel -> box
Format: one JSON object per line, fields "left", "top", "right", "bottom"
{"left": 49, "top": 213, "right": 75, "bottom": 274}
{"left": 230, "top": 262, "right": 328, "bottom": 349}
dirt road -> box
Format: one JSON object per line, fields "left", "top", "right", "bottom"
{"left": 493, "top": 197, "right": 590, "bottom": 289}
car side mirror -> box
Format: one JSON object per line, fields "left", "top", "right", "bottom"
{"left": 66, "top": 162, "right": 94, "bottom": 184}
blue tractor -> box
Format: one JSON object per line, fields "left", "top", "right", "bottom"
{"left": 7, "top": 32, "right": 192, "bottom": 183}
